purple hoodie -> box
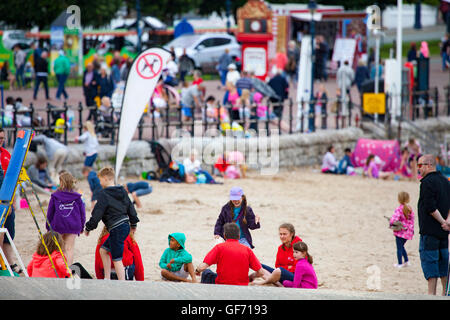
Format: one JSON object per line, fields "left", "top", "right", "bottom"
{"left": 46, "top": 191, "right": 86, "bottom": 235}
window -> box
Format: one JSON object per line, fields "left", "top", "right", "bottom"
{"left": 213, "top": 38, "right": 231, "bottom": 46}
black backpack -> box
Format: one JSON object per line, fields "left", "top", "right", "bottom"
{"left": 148, "top": 140, "right": 171, "bottom": 176}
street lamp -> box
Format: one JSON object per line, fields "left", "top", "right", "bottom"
{"left": 308, "top": 0, "right": 317, "bottom": 132}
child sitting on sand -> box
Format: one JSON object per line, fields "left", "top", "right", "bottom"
{"left": 27, "top": 231, "right": 71, "bottom": 278}
{"left": 282, "top": 241, "right": 318, "bottom": 289}
{"left": 389, "top": 191, "right": 414, "bottom": 268}
{"left": 84, "top": 167, "right": 140, "bottom": 280}
{"left": 159, "top": 232, "right": 197, "bottom": 283}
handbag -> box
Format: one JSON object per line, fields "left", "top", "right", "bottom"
{"left": 384, "top": 216, "right": 405, "bottom": 231}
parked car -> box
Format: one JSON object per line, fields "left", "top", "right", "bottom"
{"left": 2, "top": 30, "right": 33, "bottom": 50}
{"left": 163, "top": 33, "right": 241, "bottom": 73}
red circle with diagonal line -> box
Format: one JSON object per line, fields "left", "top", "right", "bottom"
{"left": 135, "top": 53, "right": 163, "bottom": 79}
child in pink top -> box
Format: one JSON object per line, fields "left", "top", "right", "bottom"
{"left": 389, "top": 191, "right": 414, "bottom": 268}
{"left": 283, "top": 241, "right": 318, "bottom": 289}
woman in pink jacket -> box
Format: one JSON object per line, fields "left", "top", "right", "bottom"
{"left": 390, "top": 191, "right": 415, "bottom": 268}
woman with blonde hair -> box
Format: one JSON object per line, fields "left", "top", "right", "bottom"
{"left": 75, "top": 120, "right": 99, "bottom": 167}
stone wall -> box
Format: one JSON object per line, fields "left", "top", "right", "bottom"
{"left": 21, "top": 115, "right": 450, "bottom": 179}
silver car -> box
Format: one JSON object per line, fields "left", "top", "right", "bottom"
{"left": 163, "top": 33, "right": 241, "bottom": 73}
{"left": 2, "top": 30, "right": 33, "bottom": 50}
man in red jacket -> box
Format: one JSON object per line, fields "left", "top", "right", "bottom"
{"left": 195, "top": 223, "right": 264, "bottom": 286}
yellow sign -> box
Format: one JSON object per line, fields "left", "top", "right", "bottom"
{"left": 363, "top": 93, "right": 385, "bottom": 114}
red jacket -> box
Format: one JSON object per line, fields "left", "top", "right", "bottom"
{"left": 275, "top": 236, "right": 302, "bottom": 274}
{"left": 27, "top": 251, "right": 71, "bottom": 278}
{"left": 95, "top": 234, "right": 144, "bottom": 281}
{"left": 0, "top": 147, "right": 11, "bottom": 172}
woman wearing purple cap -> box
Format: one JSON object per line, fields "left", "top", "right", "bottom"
{"left": 214, "top": 187, "right": 260, "bottom": 248}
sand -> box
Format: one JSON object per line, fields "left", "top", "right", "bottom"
{"left": 10, "top": 167, "right": 436, "bottom": 296}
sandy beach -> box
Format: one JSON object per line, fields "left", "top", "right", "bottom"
{"left": 11, "top": 167, "right": 434, "bottom": 296}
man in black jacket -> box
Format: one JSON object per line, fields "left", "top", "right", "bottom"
{"left": 83, "top": 63, "right": 100, "bottom": 120}
{"left": 417, "top": 154, "right": 450, "bottom": 295}
{"left": 84, "top": 167, "right": 139, "bottom": 280}
{"left": 33, "top": 51, "right": 49, "bottom": 100}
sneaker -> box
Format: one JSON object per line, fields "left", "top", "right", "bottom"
{"left": 404, "top": 261, "right": 411, "bottom": 267}
{"left": 393, "top": 263, "right": 404, "bottom": 269}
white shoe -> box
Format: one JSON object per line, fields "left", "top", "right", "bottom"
{"left": 404, "top": 261, "right": 411, "bottom": 267}
{"left": 393, "top": 263, "right": 404, "bottom": 269}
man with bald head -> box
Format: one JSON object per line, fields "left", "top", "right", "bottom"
{"left": 417, "top": 154, "right": 450, "bottom": 295}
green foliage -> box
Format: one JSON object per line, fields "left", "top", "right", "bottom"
{"left": 0, "top": 0, "right": 122, "bottom": 29}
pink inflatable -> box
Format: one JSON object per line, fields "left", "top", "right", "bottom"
{"left": 352, "top": 138, "right": 401, "bottom": 172}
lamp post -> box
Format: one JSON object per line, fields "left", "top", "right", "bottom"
{"left": 226, "top": 0, "right": 231, "bottom": 34}
{"left": 308, "top": 0, "right": 317, "bottom": 132}
{"left": 136, "top": 0, "right": 142, "bottom": 53}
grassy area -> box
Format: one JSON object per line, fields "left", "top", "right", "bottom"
{"left": 380, "top": 39, "right": 442, "bottom": 59}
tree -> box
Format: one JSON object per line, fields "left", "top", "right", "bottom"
{"left": 122, "top": 0, "right": 203, "bottom": 25}
{"left": 0, "top": 0, "right": 122, "bottom": 30}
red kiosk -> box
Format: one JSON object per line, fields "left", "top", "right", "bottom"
{"left": 236, "top": 0, "right": 273, "bottom": 80}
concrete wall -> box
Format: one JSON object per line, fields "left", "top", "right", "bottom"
{"left": 24, "top": 128, "right": 363, "bottom": 179}
{"left": 22, "top": 116, "right": 450, "bottom": 179}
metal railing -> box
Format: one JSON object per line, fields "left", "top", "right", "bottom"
{"left": 1, "top": 85, "right": 448, "bottom": 147}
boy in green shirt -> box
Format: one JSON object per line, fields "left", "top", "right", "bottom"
{"left": 159, "top": 232, "right": 197, "bottom": 282}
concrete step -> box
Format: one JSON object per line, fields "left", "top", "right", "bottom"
{"left": 0, "top": 277, "right": 446, "bottom": 300}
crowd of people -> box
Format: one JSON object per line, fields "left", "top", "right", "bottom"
{"left": 319, "top": 137, "right": 450, "bottom": 182}
{"left": 20, "top": 172, "right": 320, "bottom": 289}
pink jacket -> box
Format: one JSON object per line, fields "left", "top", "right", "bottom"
{"left": 390, "top": 205, "right": 414, "bottom": 240}
{"left": 282, "top": 258, "right": 318, "bottom": 289}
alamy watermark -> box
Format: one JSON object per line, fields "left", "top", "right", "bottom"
{"left": 66, "top": 5, "right": 81, "bottom": 30}
{"left": 366, "top": 265, "right": 381, "bottom": 290}
{"left": 66, "top": 264, "right": 81, "bottom": 290}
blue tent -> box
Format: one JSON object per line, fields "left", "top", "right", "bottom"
{"left": 174, "top": 19, "right": 194, "bottom": 38}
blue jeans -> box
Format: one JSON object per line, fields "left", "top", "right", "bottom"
{"left": 239, "top": 237, "right": 251, "bottom": 248}
{"left": 56, "top": 74, "right": 69, "bottom": 99}
{"left": 84, "top": 153, "right": 97, "bottom": 167}
{"left": 443, "top": 52, "right": 449, "bottom": 71}
{"left": 15, "top": 64, "right": 25, "bottom": 88}
{"left": 419, "top": 234, "right": 449, "bottom": 280}
{"left": 101, "top": 222, "right": 130, "bottom": 261}
{"left": 261, "top": 264, "right": 294, "bottom": 283}
{"left": 220, "top": 70, "right": 228, "bottom": 86}
{"left": 33, "top": 76, "right": 49, "bottom": 99}
{"left": 127, "top": 181, "right": 152, "bottom": 197}
{"left": 201, "top": 269, "right": 218, "bottom": 284}
{"left": 395, "top": 236, "right": 409, "bottom": 265}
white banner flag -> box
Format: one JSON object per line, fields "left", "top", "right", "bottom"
{"left": 115, "top": 47, "right": 171, "bottom": 181}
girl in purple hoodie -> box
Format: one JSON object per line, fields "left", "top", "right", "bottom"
{"left": 46, "top": 172, "right": 86, "bottom": 266}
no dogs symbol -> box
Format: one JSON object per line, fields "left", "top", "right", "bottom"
{"left": 136, "top": 53, "right": 163, "bottom": 79}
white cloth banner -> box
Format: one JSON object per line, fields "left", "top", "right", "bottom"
{"left": 115, "top": 47, "right": 171, "bottom": 181}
